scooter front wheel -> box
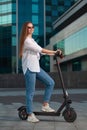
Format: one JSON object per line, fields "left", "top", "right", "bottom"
{"left": 63, "top": 107, "right": 77, "bottom": 122}
{"left": 18, "top": 106, "right": 28, "bottom": 120}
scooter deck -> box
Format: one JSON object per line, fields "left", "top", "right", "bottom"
{"left": 34, "top": 111, "right": 60, "bottom": 116}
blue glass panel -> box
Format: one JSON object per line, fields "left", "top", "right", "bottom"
{"left": 32, "top": 15, "right": 38, "bottom": 24}
{"left": 65, "top": 27, "right": 87, "bottom": 55}
{"left": 0, "top": 0, "right": 10, "bottom": 2}
{"left": 46, "top": 5, "right": 51, "bottom": 11}
{"left": 0, "top": 3, "right": 12, "bottom": 13}
{"left": 12, "top": 26, "right": 16, "bottom": 35}
{"left": 46, "top": 16, "right": 51, "bottom": 22}
{"left": 0, "top": 15, "right": 12, "bottom": 24}
{"left": 52, "top": 0, "right": 57, "bottom": 5}
{"left": 64, "top": 0, "right": 71, "bottom": 6}
{"left": 33, "top": 26, "right": 39, "bottom": 35}
{"left": 46, "top": 27, "right": 52, "bottom": 33}
{"left": 12, "top": 3, "right": 16, "bottom": 11}
{"left": 12, "top": 14, "right": 16, "bottom": 23}
{"left": 52, "top": 10, "right": 58, "bottom": 16}
{"left": 32, "top": 0, "right": 38, "bottom": 2}
{"left": 32, "top": 4, "right": 38, "bottom": 13}
{"left": 12, "top": 37, "right": 16, "bottom": 46}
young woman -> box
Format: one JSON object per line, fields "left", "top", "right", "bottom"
{"left": 19, "top": 22, "right": 62, "bottom": 123}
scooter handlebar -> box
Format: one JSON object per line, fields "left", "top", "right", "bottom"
{"left": 55, "top": 50, "right": 64, "bottom": 59}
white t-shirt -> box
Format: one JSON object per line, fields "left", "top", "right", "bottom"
{"left": 22, "top": 37, "right": 42, "bottom": 74}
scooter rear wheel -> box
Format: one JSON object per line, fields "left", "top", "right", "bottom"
{"left": 63, "top": 107, "right": 77, "bottom": 122}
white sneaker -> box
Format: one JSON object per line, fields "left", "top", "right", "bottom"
{"left": 42, "top": 104, "right": 55, "bottom": 112}
{"left": 27, "top": 113, "right": 39, "bottom": 123}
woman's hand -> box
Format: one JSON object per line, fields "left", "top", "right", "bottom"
{"left": 55, "top": 49, "right": 62, "bottom": 55}
{"left": 55, "top": 49, "right": 63, "bottom": 58}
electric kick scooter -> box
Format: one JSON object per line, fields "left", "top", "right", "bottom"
{"left": 18, "top": 52, "right": 77, "bottom": 122}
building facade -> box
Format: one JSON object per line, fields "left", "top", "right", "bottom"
{"left": 48, "top": 0, "right": 87, "bottom": 72}
{"left": 0, "top": 0, "right": 78, "bottom": 73}
{"left": 0, "top": 0, "right": 16, "bottom": 73}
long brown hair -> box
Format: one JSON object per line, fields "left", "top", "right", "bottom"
{"left": 19, "top": 21, "right": 32, "bottom": 58}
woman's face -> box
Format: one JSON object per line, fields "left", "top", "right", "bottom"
{"left": 27, "top": 23, "right": 34, "bottom": 35}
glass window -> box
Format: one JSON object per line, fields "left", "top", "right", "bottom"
{"left": 0, "top": 0, "right": 11, "bottom": 2}
{"left": 58, "top": 6, "right": 65, "bottom": 14}
{"left": 12, "top": 26, "right": 16, "bottom": 35}
{"left": 72, "top": 60, "right": 81, "bottom": 71}
{"left": 58, "top": 0, "right": 64, "bottom": 5}
{"left": 0, "top": 15, "right": 12, "bottom": 24}
{"left": 64, "top": 0, "right": 71, "bottom": 6}
{"left": 32, "top": 4, "right": 38, "bottom": 13}
{"left": 52, "top": 0, "right": 57, "bottom": 5}
{"left": 32, "top": 15, "right": 38, "bottom": 24}
{"left": 46, "top": 16, "right": 51, "bottom": 22}
{"left": 46, "top": 27, "right": 52, "bottom": 33}
{"left": 65, "top": 27, "right": 87, "bottom": 55}
{"left": 52, "top": 10, "right": 58, "bottom": 16}
{"left": 33, "top": 26, "right": 39, "bottom": 35}
{"left": 46, "top": 6, "right": 51, "bottom": 11}
{"left": 12, "top": 37, "right": 16, "bottom": 46}
{"left": 0, "top": 3, "right": 12, "bottom": 13}
{"left": 12, "top": 14, "right": 16, "bottom": 23}
{"left": 32, "top": 0, "right": 38, "bottom": 2}
{"left": 12, "top": 3, "right": 16, "bottom": 11}
{"left": 53, "top": 40, "right": 65, "bottom": 53}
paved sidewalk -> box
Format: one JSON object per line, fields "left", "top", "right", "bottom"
{"left": 0, "top": 88, "right": 87, "bottom": 130}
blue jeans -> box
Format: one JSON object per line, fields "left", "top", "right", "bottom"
{"left": 24, "top": 68, "right": 55, "bottom": 114}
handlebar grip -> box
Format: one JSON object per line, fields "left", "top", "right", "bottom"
{"left": 55, "top": 51, "right": 64, "bottom": 58}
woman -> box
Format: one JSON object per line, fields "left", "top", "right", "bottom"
{"left": 19, "top": 22, "right": 62, "bottom": 123}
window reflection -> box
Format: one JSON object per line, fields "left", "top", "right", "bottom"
{"left": 32, "top": 4, "right": 38, "bottom": 13}
{"left": 65, "top": 27, "right": 87, "bottom": 55}
{"left": 0, "top": 3, "right": 12, "bottom": 13}
{"left": 0, "top": 15, "right": 12, "bottom": 24}
{"left": 32, "top": 0, "right": 38, "bottom": 2}
{"left": 32, "top": 15, "right": 38, "bottom": 24}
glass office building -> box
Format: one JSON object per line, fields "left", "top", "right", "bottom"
{"left": 0, "top": 0, "right": 79, "bottom": 73}
{"left": 0, "top": 0, "right": 16, "bottom": 73}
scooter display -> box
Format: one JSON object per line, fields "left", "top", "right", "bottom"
{"left": 17, "top": 52, "right": 77, "bottom": 122}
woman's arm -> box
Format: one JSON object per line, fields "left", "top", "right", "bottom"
{"left": 24, "top": 38, "right": 62, "bottom": 56}
{"left": 41, "top": 48, "right": 62, "bottom": 56}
